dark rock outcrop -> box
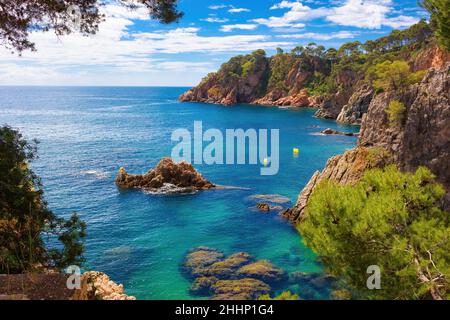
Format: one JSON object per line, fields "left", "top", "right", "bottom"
{"left": 115, "top": 158, "right": 215, "bottom": 193}
{"left": 320, "top": 128, "right": 356, "bottom": 136}
{"left": 256, "top": 203, "right": 270, "bottom": 212}
{"left": 336, "top": 85, "right": 374, "bottom": 125}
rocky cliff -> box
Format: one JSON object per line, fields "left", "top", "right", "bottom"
{"left": 284, "top": 63, "right": 450, "bottom": 223}
{"left": 179, "top": 50, "right": 269, "bottom": 105}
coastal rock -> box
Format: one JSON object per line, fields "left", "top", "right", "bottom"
{"left": 72, "top": 271, "right": 135, "bottom": 300}
{"left": 336, "top": 85, "right": 374, "bottom": 125}
{"left": 285, "top": 63, "right": 450, "bottom": 224}
{"left": 179, "top": 51, "right": 269, "bottom": 105}
{"left": 359, "top": 63, "right": 450, "bottom": 198}
{"left": 211, "top": 278, "right": 271, "bottom": 300}
{"left": 256, "top": 203, "right": 270, "bottom": 212}
{"left": 320, "top": 128, "right": 355, "bottom": 136}
{"left": 236, "top": 260, "right": 287, "bottom": 284}
{"left": 313, "top": 91, "right": 351, "bottom": 120}
{"left": 116, "top": 158, "right": 215, "bottom": 193}
{"left": 253, "top": 89, "right": 312, "bottom": 107}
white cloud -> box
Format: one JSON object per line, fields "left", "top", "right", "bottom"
{"left": 201, "top": 17, "right": 229, "bottom": 23}
{"left": 255, "top": 0, "right": 419, "bottom": 29}
{"left": 228, "top": 8, "right": 251, "bottom": 13}
{"left": 220, "top": 24, "right": 258, "bottom": 32}
{"left": 0, "top": 4, "right": 294, "bottom": 85}
{"left": 278, "top": 31, "right": 359, "bottom": 40}
{"left": 208, "top": 4, "right": 228, "bottom": 10}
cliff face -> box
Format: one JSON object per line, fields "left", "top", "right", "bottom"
{"left": 179, "top": 51, "right": 269, "bottom": 105}
{"left": 284, "top": 63, "right": 450, "bottom": 223}
{"left": 336, "top": 85, "right": 374, "bottom": 125}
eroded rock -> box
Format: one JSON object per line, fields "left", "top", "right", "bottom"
{"left": 116, "top": 158, "right": 215, "bottom": 193}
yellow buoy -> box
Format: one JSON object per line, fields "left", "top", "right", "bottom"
{"left": 293, "top": 148, "right": 299, "bottom": 155}
{"left": 263, "top": 158, "right": 269, "bottom": 167}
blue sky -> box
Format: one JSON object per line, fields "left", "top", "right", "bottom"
{"left": 0, "top": 0, "right": 427, "bottom": 86}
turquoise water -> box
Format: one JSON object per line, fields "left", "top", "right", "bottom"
{"left": 0, "top": 86, "right": 358, "bottom": 299}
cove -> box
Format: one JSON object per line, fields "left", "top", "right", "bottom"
{"left": 0, "top": 86, "right": 359, "bottom": 299}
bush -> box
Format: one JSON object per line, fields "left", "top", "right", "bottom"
{"left": 298, "top": 165, "right": 449, "bottom": 300}
{"left": 385, "top": 100, "right": 406, "bottom": 125}
{"left": 0, "top": 126, "right": 86, "bottom": 273}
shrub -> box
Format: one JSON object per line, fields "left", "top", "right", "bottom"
{"left": 385, "top": 100, "right": 406, "bottom": 125}
{"left": 298, "top": 165, "right": 449, "bottom": 300}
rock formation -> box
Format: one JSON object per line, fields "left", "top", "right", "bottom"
{"left": 283, "top": 63, "right": 450, "bottom": 223}
{"left": 116, "top": 157, "right": 215, "bottom": 193}
{"left": 320, "top": 128, "right": 356, "bottom": 136}
{"left": 336, "top": 85, "right": 374, "bottom": 125}
{"left": 72, "top": 271, "right": 135, "bottom": 300}
{"left": 182, "top": 247, "right": 287, "bottom": 300}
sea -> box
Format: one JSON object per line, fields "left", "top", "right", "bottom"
{"left": 0, "top": 86, "right": 359, "bottom": 299}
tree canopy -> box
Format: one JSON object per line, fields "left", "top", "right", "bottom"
{"left": 0, "top": 126, "right": 86, "bottom": 273}
{"left": 298, "top": 165, "right": 449, "bottom": 300}
{"left": 0, "top": 0, "right": 183, "bottom": 53}
{"left": 421, "top": 0, "right": 450, "bottom": 50}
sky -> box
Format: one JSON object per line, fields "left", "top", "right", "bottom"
{"left": 0, "top": 0, "right": 428, "bottom": 86}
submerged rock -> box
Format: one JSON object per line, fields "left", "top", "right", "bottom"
{"left": 115, "top": 158, "right": 215, "bottom": 193}
{"left": 182, "top": 247, "right": 287, "bottom": 299}
{"left": 183, "top": 247, "right": 225, "bottom": 278}
{"left": 237, "top": 260, "right": 287, "bottom": 285}
{"left": 211, "top": 278, "right": 271, "bottom": 300}
{"left": 189, "top": 276, "right": 219, "bottom": 296}
{"left": 247, "top": 194, "right": 291, "bottom": 205}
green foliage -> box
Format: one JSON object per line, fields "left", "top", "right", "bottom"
{"left": 370, "top": 60, "right": 412, "bottom": 92}
{"left": 298, "top": 166, "right": 449, "bottom": 300}
{"left": 385, "top": 100, "right": 406, "bottom": 125}
{"left": 0, "top": 126, "right": 86, "bottom": 273}
{"left": 258, "top": 291, "right": 300, "bottom": 300}
{"left": 421, "top": 0, "right": 450, "bottom": 50}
